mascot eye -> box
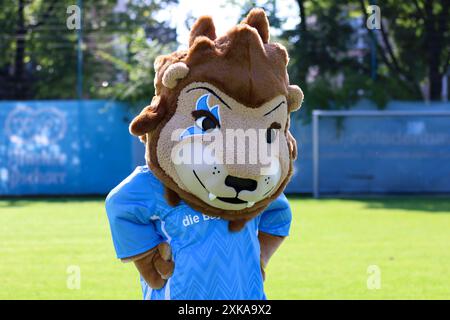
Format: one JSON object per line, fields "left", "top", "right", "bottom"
{"left": 192, "top": 110, "right": 220, "bottom": 132}
{"left": 195, "top": 116, "right": 218, "bottom": 131}
{"left": 266, "top": 122, "right": 281, "bottom": 144}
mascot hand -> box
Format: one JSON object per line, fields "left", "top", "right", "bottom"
{"left": 133, "top": 242, "right": 174, "bottom": 289}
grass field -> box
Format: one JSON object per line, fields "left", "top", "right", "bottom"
{"left": 0, "top": 196, "right": 449, "bottom": 299}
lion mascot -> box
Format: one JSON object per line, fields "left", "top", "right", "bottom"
{"left": 106, "top": 8, "right": 303, "bottom": 300}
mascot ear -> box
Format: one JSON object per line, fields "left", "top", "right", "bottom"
{"left": 287, "top": 85, "right": 304, "bottom": 112}
{"left": 189, "top": 16, "right": 216, "bottom": 47}
{"left": 241, "top": 8, "right": 270, "bottom": 43}
{"left": 162, "top": 62, "right": 189, "bottom": 89}
{"left": 129, "top": 96, "right": 166, "bottom": 137}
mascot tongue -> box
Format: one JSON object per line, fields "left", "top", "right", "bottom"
{"left": 129, "top": 9, "right": 303, "bottom": 230}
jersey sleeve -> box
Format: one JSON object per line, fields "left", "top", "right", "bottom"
{"left": 105, "top": 170, "right": 164, "bottom": 259}
{"left": 258, "top": 193, "right": 293, "bottom": 237}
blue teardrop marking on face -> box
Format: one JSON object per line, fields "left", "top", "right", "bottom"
{"left": 179, "top": 126, "right": 203, "bottom": 140}
{"left": 179, "top": 93, "right": 222, "bottom": 140}
{"left": 210, "top": 105, "right": 220, "bottom": 123}
{"left": 196, "top": 94, "right": 221, "bottom": 122}
{"left": 196, "top": 94, "right": 210, "bottom": 111}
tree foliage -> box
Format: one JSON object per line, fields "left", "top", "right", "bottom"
{"left": 238, "top": 0, "right": 449, "bottom": 114}
{"left": 1, "top": 0, "right": 448, "bottom": 108}
{"left": 289, "top": 0, "right": 449, "bottom": 111}
{"left": 0, "top": 0, "right": 177, "bottom": 102}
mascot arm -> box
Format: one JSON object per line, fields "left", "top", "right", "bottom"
{"left": 258, "top": 232, "right": 285, "bottom": 280}
{"left": 105, "top": 184, "right": 175, "bottom": 289}
{"left": 257, "top": 194, "right": 293, "bottom": 279}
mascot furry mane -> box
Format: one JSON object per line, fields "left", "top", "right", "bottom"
{"left": 129, "top": 9, "right": 303, "bottom": 228}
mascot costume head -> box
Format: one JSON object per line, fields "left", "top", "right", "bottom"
{"left": 129, "top": 8, "right": 303, "bottom": 229}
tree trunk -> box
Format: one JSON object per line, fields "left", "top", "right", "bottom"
{"left": 14, "top": 0, "right": 26, "bottom": 98}
{"left": 296, "top": 0, "right": 308, "bottom": 87}
{"left": 424, "top": 0, "right": 445, "bottom": 100}
{"left": 428, "top": 48, "right": 443, "bottom": 100}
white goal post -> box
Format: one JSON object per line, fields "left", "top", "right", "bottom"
{"left": 312, "top": 109, "right": 450, "bottom": 198}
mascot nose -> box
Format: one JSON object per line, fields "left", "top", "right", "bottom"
{"left": 225, "top": 175, "right": 258, "bottom": 194}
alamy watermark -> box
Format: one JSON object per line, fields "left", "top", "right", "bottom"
{"left": 66, "top": 5, "right": 81, "bottom": 30}
{"left": 367, "top": 265, "right": 381, "bottom": 290}
{"left": 170, "top": 128, "right": 281, "bottom": 175}
{"left": 366, "top": 5, "right": 381, "bottom": 30}
{"left": 66, "top": 265, "right": 81, "bottom": 290}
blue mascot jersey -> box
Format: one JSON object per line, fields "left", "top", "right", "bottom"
{"left": 105, "top": 166, "right": 292, "bottom": 300}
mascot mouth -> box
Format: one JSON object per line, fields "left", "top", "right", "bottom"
{"left": 193, "top": 170, "right": 254, "bottom": 207}
{"left": 216, "top": 197, "right": 247, "bottom": 204}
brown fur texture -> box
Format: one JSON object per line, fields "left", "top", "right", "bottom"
{"left": 287, "top": 128, "right": 298, "bottom": 160}
{"left": 164, "top": 186, "right": 181, "bottom": 207}
{"left": 258, "top": 232, "right": 286, "bottom": 280}
{"left": 189, "top": 16, "right": 217, "bottom": 47}
{"left": 241, "top": 8, "right": 270, "bottom": 43}
{"left": 130, "top": 9, "right": 303, "bottom": 228}
{"left": 130, "top": 96, "right": 166, "bottom": 136}
{"left": 228, "top": 219, "right": 250, "bottom": 232}
{"left": 133, "top": 242, "right": 174, "bottom": 289}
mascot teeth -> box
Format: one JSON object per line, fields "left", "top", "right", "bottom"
{"left": 247, "top": 202, "right": 255, "bottom": 208}
{"left": 208, "top": 193, "right": 217, "bottom": 201}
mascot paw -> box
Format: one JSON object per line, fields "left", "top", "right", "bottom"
{"left": 133, "top": 242, "right": 174, "bottom": 289}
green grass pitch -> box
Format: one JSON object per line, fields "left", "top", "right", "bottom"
{"left": 0, "top": 196, "right": 449, "bottom": 299}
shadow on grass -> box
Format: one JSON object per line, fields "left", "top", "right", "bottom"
{"left": 0, "top": 196, "right": 105, "bottom": 208}
{"left": 287, "top": 194, "right": 450, "bottom": 214}
{"left": 360, "top": 197, "right": 450, "bottom": 214}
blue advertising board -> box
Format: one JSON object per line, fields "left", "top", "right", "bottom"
{"left": 1, "top": 99, "right": 449, "bottom": 195}
{"left": 0, "top": 100, "right": 135, "bottom": 195}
